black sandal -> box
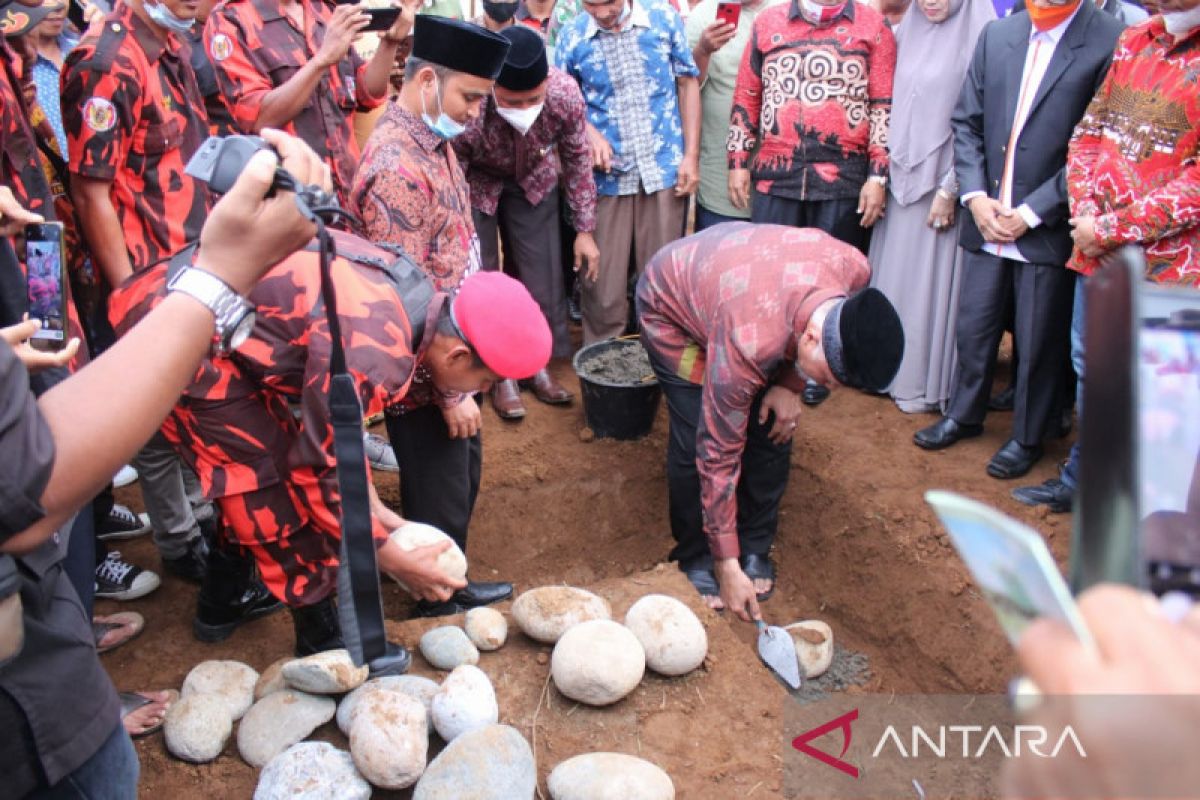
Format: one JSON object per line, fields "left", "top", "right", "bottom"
{"left": 681, "top": 563, "right": 723, "bottom": 611}
{"left": 740, "top": 553, "right": 776, "bottom": 602}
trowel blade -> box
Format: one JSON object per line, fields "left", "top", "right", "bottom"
{"left": 756, "top": 622, "right": 802, "bottom": 690}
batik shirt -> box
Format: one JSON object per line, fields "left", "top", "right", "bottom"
{"left": 637, "top": 222, "right": 869, "bottom": 559}
{"left": 205, "top": 0, "right": 387, "bottom": 204}
{"left": 1067, "top": 19, "right": 1200, "bottom": 285}
{"left": 30, "top": 32, "right": 78, "bottom": 154}
{"left": 453, "top": 68, "right": 597, "bottom": 232}
{"left": 62, "top": 2, "right": 212, "bottom": 274}
{"left": 729, "top": 0, "right": 895, "bottom": 201}
{"left": 555, "top": 0, "right": 699, "bottom": 196}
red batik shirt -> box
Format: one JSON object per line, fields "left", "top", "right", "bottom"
{"left": 62, "top": 2, "right": 211, "bottom": 274}
{"left": 1066, "top": 19, "right": 1200, "bottom": 286}
{"left": 729, "top": 0, "right": 895, "bottom": 201}
{"left": 452, "top": 67, "right": 597, "bottom": 232}
{"left": 637, "top": 222, "right": 870, "bottom": 559}
{"left": 204, "top": 0, "right": 387, "bottom": 204}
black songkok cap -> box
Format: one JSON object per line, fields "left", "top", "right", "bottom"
{"left": 411, "top": 15, "right": 512, "bottom": 81}
{"left": 496, "top": 25, "right": 548, "bottom": 91}
{"left": 821, "top": 288, "right": 905, "bottom": 392}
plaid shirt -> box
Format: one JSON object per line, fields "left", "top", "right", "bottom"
{"left": 637, "top": 222, "right": 869, "bottom": 558}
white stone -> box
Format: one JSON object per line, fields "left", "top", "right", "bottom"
{"left": 511, "top": 586, "right": 611, "bottom": 644}
{"left": 254, "top": 742, "right": 371, "bottom": 800}
{"left": 164, "top": 693, "right": 233, "bottom": 763}
{"left": 548, "top": 753, "right": 675, "bottom": 800}
{"left": 337, "top": 675, "right": 440, "bottom": 736}
{"left": 349, "top": 690, "right": 428, "bottom": 789}
{"left": 254, "top": 657, "right": 291, "bottom": 700}
{"left": 180, "top": 660, "right": 259, "bottom": 721}
{"left": 785, "top": 620, "right": 834, "bottom": 679}
{"left": 465, "top": 607, "right": 507, "bottom": 651}
{"left": 420, "top": 626, "right": 480, "bottom": 671}
{"left": 237, "top": 689, "right": 337, "bottom": 768}
{"left": 430, "top": 664, "right": 498, "bottom": 742}
{"left": 413, "top": 724, "right": 535, "bottom": 800}
{"left": 282, "top": 648, "right": 369, "bottom": 694}
{"left": 551, "top": 619, "right": 645, "bottom": 707}
{"left": 623, "top": 594, "right": 707, "bottom": 677}
{"left": 388, "top": 522, "right": 468, "bottom": 592}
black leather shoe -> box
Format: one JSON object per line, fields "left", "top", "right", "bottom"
{"left": 987, "top": 439, "right": 1043, "bottom": 479}
{"left": 194, "top": 580, "right": 284, "bottom": 643}
{"left": 289, "top": 596, "right": 345, "bottom": 656}
{"left": 988, "top": 385, "right": 1015, "bottom": 411}
{"left": 452, "top": 580, "right": 513, "bottom": 608}
{"left": 914, "top": 417, "right": 983, "bottom": 450}
{"left": 1012, "top": 477, "right": 1073, "bottom": 513}
{"left": 802, "top": 382, "right": 831, "bottom": 406}
{"left": 162, "top": 534, "right": 210, "bottom": 583}
{"left": 411, "top": 599, "right": 469, "bottom": 619}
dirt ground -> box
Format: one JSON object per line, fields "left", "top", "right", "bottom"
{"left": 106, "top": 351, "right": 1073, "bottom": 798}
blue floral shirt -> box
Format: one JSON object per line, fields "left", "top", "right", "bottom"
{"left": 554, "top": 0, "right": 698, "bottom": 197}
{"left": 31, "top": 33, "right": 78, "bottom": 156}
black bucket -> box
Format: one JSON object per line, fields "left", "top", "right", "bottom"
{"left": 572, "top": 338, "right": 662, "bottom": 440}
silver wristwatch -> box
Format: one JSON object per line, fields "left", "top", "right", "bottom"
{"left": 166, "top": 267, "right": 256, "bottom": 356}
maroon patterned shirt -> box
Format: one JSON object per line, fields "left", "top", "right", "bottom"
{"left": 452, "top": 67, "right": 596, "bottom": 232}
{"left": 637, "top": 222, "right": 870, "bottom": 559}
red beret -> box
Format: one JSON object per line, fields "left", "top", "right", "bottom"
{"left": 453, "top": 271, "right": 551, "bottom": 379}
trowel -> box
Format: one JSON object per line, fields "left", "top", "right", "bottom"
{"left": 755, "top": 619, "right": 802, "bottom": 689}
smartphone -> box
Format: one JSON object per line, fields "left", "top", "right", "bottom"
{"left": 363, "top": 6, "right": 401, "bottom": 31}
{"left": 24, "top": 222, "right": 68, "bottom": 351}
{"left": 716, "top": 1, "right": 741, "bottom": 27}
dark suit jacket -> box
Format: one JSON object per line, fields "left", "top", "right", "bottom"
{"left": 951, "top": 3, "right": 1124, "bottom": 264}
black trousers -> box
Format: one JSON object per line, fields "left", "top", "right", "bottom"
{"left": 750, "top": 193, "right": 869, "bottom": 254}
{"left": 384, "top": 403, "right": 482, "bottom": 553}
{"left": 947, "top": 249, "right": 1076, "bottom": 445}
{"left": 647, "top": 353, "right": 792, "bottom": 568}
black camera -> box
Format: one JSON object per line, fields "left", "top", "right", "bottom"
{"left": 185, "top": 134, "right": 277, "bottom": 195}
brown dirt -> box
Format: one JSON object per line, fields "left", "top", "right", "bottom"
{"left": 107, "top": 350, "right": 1073, "bottom": 797}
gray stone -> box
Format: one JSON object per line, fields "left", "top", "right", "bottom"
{"left": 548, "top": 753, "right": 675, "bottom": 800}
{"left": 254, "top": 742, "right": 371, "bottom": 800}
{"left": 551, "top": 619, "right": 645, "bottom": 706}
{"left": 413, "top": 724, "right": 535, "bottom": 800}
{"left": 180, "top": 659, "right": 259, "bottom": 721}
{"left": 237, "top": 689, "right": 336, "bottom": 768}
{"left": 785, "top": 620, "right": 834, "bottom": 679}
{"left": 430, "top": 664, "right": 498, "bottom": 742}
{"left": 388, "top": 522, "right": 467, "bottom": 592}
{"left": 624, "top": 594, "right": 707, "bottom": 677}
{"left": 337, "top": 674, "right": 440, "bottom": 736}
{"left": 511, "top": 586, "right": 611, "bottom": 644}
{"left": 254, "top": 657, "right": 291, "bottom": 700}
{"left": 282, "top": 649, "right": 369, "bottom": 694}
{"left": 164, "top": 693, "right": 233, "bottom": 764}
{"left": 349, "top": 690, "right": 428, "bottom": 789}
{"left": 420, "top": 626, "right": 480, "bottom": 671}
{"left": 465, "top": 607, "right": 507, "bottom": 651}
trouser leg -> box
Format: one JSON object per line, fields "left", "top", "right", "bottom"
{"left": 808, "top": 196, "right": 869, "bottom": 254}
{"left": 1010, "top": 262, "right": 1076, "bottom": 445}
{"left": 130, "top": 431, "right": 199, "bottom": 560}
{"left": 632, "top": 188, "right": 688, "bottom": 279}
{"left": 473, "top": 207, "right": 501, "bottom": 273}
{"left": 1061, "top": 277, "right": 1087, "bottom": 488}
{"left": 64, "top": 506, "right": 95, "bottom": 619}
{"left": 750, "top": 193, "right": 803, "bottom": 226}
{"left": 498, "top": 183, "right": 571, "bottom": 357}
{"left": 647, "top": 355, "right": 708, "bottom": 567}
{"left": 582, "top": 194, "right": 634, "bottom": 344}
{"left": 946, "top": 250, "right": 1012, "bottom": 426}
{"left": 736, "top": 391, "right": 793, "bottom": 557}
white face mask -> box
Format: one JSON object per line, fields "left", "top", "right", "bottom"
{"left": 495, "top": 102, "right": 544, "bottom": 135}
{"left": 1162, "top": 4, "right": 1200, "bottom": 35}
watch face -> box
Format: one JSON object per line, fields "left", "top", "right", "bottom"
{"left": 228, "top": 310, "right": 256, "bottom": 352}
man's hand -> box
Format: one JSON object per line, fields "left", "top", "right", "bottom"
{"left": 675, "top": 153, "right": 699, "bottom": 197}
{"left": 0, "top": 186, "right": 42, "bottom": 237}
{"left": 442, "top": 394, "right": 482, "bottom": 439}
{"left": 967, "top": 196, "right": 1017, "bottom": 243}
{"left": 315, "top": 3, "right": 370, "bottom": 68}
{"left": 760, "top": 385, "right": 802, "bottom": 445}
{"left": 697, "top": 20, "right": 736, "bottom": 54}
{"left": 573, "top": 231, "right": 600, "bottom": 282}
{"left": 585, "top": 123, "right": 613, "bottom": 172}
{"left": 196, "top": 129, "right": 328, "bottom": 295}
{"left": 1070, "top": 215, "right": 1107, "bottom": 258}
{"left": 858, "top": 179, "right": 886, "bottom": 227}
{"left": 382, "top": 0, "right": 420, "bottom": 42}
{"left": 378, "top": 540, "right": 467, "bottom": 602}
{"left": 728, "top": 167, "right": 751, "bottom": 210}
{"left": 715, "top": 557, "right": 762, "bottom": 623}
{"left": 926, "top": 191, "right": 956, "bottom": 231}
{"left": 995, "top": 207, "right": 1029, "bottom": 240}
{"left": 0, "top": 318, "right": 80, "bottom": 373}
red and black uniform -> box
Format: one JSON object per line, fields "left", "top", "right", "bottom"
{"left": 62, "top": 1, "right": 212, "bottom": 276}
{"left": 204, "top": 0, "right": 387, "bottom": 204}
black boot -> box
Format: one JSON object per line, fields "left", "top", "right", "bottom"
{"left": 193, "top": 544, "right": 283, "bottom": 643}
{"left": 290, "top": 596, "right": 345, "bottom": 657}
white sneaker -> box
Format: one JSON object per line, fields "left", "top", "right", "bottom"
{"left": 94, "top": 551, "right": 161, "bottom": 601}
{"left": 364, "top": 432, "right": 399, "bottom": 473}
{"left": 97, "top": 504, "right": 152, "bottom": 541}
{"left": 113, "top": 464, "right": 139, "bottom": 488}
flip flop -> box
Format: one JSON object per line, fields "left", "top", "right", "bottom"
{"left": 682, "top": 565, "right": 724, "bottom": 612}
{"left": 94, "top": 611, "right": 145, "bottom": 654}
{"left": 740, "top": 553, "right": 776, "bottom": 603}
{"left": 120, "top": 690, "right": 178, "bottom": 738}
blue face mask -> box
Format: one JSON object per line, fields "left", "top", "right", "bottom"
{"left": 143, "top": 0, "right": 195, "bottom": 32}
{"left": 421, "top": 77, "right": 467, "bottom": 140}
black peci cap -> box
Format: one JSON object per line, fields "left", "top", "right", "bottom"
{"left": 496, "top": 25, "right": 548, "bottom": 91}
{"left": 411, "top": 15, "right": 512, "bottom": 81}
{"left": 820, "top": 288, "right": 904, "bottom": 392}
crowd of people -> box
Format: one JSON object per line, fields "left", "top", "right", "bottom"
{"left": 1, "top": 0, "right": 1199, "bottom": 793}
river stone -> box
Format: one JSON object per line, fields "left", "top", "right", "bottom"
{"left": 282, "top": 648, "right": 368, "bottom": 694}
{"left": 785, "top": 620, "right": 834, "bottom": 678}
{"left": 337, "top": 675, "right": 440, "bottom": 736}
{"left": 552, "top": 619, "right": 645, "bottom": 706}
{"left": 349, "top": 690, "right": 428, "bottom": 789}
{"left": 623, "top": 594, "right": 707, "bottom": 677}
{"left": 180, "top": 660, "right": 259, "bottom": 721}
{"left": 548, "top": 753, "right": 675, "bottom": 800}
{"left": 164, "top": 693, "right": 233, "bottom": 763}
{"left": 388, "top": 522, "right": 468, "bottom": 592}
{"left": 254, "top": 742, "right": 371, "bottom": 800}
{"left": 413, "top": 724, "right": 535, "bottom": 800}
{"left": 237, "top": 689, "right": 337, "bottom": 768}
{"left": 430, "top": 664, "right": 498, "bottom": 742}
{"left": 465, "top": 607, "right": 507, "bottom": 651}
{"left": 254, "top": 657, "right": 291, "bottom": 700}
{"left": 420, "top": 626, "right": 480, "bottom": 671}
{"left": 511, "top": 586, "right": 611, "bottom": 643}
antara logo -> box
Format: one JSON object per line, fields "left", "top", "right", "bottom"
{"left": 792, "top": 709, "right": 861, "bottom": 779}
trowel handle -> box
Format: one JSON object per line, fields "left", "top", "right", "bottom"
{"left": 754, "top": 620, "right": 767, "bottom": 634}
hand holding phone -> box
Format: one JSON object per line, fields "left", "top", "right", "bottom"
{"left": 363, "top": 6, "right": 402, "bottom": 32}
{"left": 715, "top": 1, "right": 741, "bottom": 27}
{"left": 700, "top": 5, "right": 739, "bottom": 55}
{"left": 24, "top": 222, "right": 68, "bottom": 352}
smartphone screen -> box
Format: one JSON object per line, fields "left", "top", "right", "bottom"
{"left": 25, "top": 222, "right": 67, "bottom": 346}
{"left": 716, "top": 1, "right": 741, "bottom": 26}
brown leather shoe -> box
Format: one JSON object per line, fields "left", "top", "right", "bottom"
{"left": 490, "top": 379, "right": 526, "bottom": 420}
{"left": 524, "top": 368, "right": 573, "bottom": 405}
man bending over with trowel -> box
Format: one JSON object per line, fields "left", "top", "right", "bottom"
{"left": 637, "top": 222, "right": 904, "bottom": 621}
